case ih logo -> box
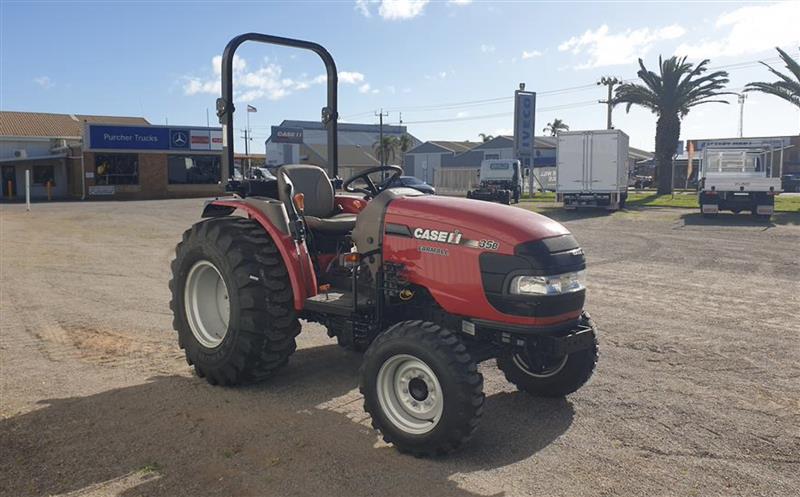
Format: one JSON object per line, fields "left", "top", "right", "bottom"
{"left": 413, "top": 228, "right": 463, "bottom": 245}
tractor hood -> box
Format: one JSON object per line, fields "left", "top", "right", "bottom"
{"left": 385, "top": 195, "right": 570, "bottom": 252}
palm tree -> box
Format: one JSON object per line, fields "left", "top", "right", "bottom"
{"left": 478, "top": 133, "right": 494, "bottom": 143}
{"left": 373, "top": 136, "right": 398, "bottom": 165}
{"left": 396, "top": 134, "right": 414, "bottom": 167}
{"left": 614, "top": 56, "right": 732, "bottom": 194}
{"left": 543, "top": 119, "right": 569, "bottom": 136}
{"left": 744, "top": 47, "right": 800, "bottom": 109}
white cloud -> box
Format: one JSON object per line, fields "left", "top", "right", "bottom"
{"left": 33, "top": 76, "right": 54, "bottom": 89}
{"left": 355, "top": 0, "right": 372, "bottom": 17}
{"left": 559, "top": 24, "right": 686, "bottom": 69}
{"left": 448, "top": 0, "right": 472, "bottom": 4}
{"left": 456, "top": 111, "right": 469, "bottom": 118}
{"left": 521, "top": 50, "right": 542, "bottom": 60}
{"left": 481, "top": 44, "right": 496, "bottom": 54}
{"left": 183, "top": 56, "right": 369, "bottom": 102}
{"left": 676, "top": 1, "right": 800, "bottom": 59}
{"left": 378, "top": 0, "right": 429, "bottom": 20}
{"left": 358, "top": 83, "right": 372, "bottom": 93}
{"left": 339, "top": 71, "right": 366, "bottom": 84}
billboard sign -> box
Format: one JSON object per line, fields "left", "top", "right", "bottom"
{"left": 88, "top": 125, "right": 170, "bottom": 151}
{"left": 513, "top": 90, "right": 536, "bottom": 163}
{"left": 271, "top": 126, "right": 304, "bottom": 144}
{"left": 88, "top": 124, "right": 223, "bottom": 152}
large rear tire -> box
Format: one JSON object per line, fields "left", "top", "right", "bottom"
{"left": 360, "top": 321, "right": 484, "bottom": 456}
{"left": 497, "top": 313, "right": 598, "bottom": 397}
{"left": 169, "top": 217, "right": 300, "bottom": 386}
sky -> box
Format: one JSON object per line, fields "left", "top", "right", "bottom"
{"left": 2, "top": 0, "right": 799, "bottom": 153}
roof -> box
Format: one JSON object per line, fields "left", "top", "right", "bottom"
{"left": 0, "top": 111, "right": 150, "bottom": 138}
{"left": 406, "top": 140, "right": 476, "bottom": 155}
{"left": 279, "top": 119, "right": 408, "bottom": 135}
{"left": 429, "top": 141, "right": 475, "bottom": 153}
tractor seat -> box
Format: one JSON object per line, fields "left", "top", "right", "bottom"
{"left": 277, "top": 164, "right": 357, "bottom": 235}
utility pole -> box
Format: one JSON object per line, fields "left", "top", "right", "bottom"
{"left": 597, "top": 76, "right": 621, "bottom": 130}
{"left": 241, "top": 129, "right": 251, "bottom": 176}
{"left": 375, "top": 109, "right": 388, "bottom": 166}
{"left": 375, "top": 109, "right": 389, "bottom": 181}
{"left": 737, "top": 93, "right": 747, "bottom": 138}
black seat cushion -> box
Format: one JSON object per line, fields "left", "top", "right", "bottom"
{"left": 304, "top": 212, "right": 357, "bottom": 235}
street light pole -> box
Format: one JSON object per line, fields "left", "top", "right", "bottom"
{"left": 737, "top": 93, "right": 747, "bottom": 138}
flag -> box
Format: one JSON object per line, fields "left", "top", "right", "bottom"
{"left": 686, "top": 140, "right": 694, "bottom": 188}
{"left": 247, "top": 105, "right": 257, "bottom": 113}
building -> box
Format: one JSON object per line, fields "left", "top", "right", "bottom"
{"left": 1, "top": 111, "right": 226, "bottom": 200}
{"left": 265, "top": 120, "right": 421, "bottom": 178}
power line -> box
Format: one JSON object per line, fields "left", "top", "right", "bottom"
{"left": 339, "top": 51, "right": 797, "bottom": 121}
{"left": 397, "top": 100, "right": 599, "bottom": 125}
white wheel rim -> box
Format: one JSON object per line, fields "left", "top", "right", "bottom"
{"left": 376, "top": 354, "right": 443, "bottom": 435}
{"left": 184, "top": 260, "right": 230, "bottom": 348}
{"left": 512, "top": 353, "right": 568, "bottom": 378}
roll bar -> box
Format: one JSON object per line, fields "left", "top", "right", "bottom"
{"left": 216, "top": 33, "right": 339, "bottom": 180}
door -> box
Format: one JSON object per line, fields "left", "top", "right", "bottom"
{"left": 588, "top": 132, "right": 619, "bottom": 192}
{"left": 2, "top": 166, "right": 16, "bottom": 198}
{"left": 557, "top": 133, "right": 587, "bottom": 192}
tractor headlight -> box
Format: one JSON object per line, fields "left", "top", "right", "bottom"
{"left": 509, "top": 270, "right": 586, "bottom": 296}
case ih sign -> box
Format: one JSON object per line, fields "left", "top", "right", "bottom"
{"left": 270, "top": 126, "right": 304, "bottom": 144}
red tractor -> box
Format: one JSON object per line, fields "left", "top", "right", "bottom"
{"left": 170, "top": 34, "right": 597, "bottom": 456}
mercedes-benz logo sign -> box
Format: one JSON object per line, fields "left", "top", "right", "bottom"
{"left": 172, "top": 131, "right": 187, "bottom": 147}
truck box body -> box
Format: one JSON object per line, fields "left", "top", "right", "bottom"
{"left": 556, "top": 130, "right": 629, "bottom": 210}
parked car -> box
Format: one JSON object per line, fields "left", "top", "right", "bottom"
{"left": 781, "top": 174, "right": 800, "bottom": 192}
{"left": 381, "top": 175, "right": 435, "bottom": 194}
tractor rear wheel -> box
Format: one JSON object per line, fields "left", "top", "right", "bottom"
{"left": 169, "top": 217, "right": 300, "bottom": 386}
{"left": 497, "top": 313, "right": 598, "bottom": 397}
{"left": 360, "top": 321, "right": 484, "bottom": 456}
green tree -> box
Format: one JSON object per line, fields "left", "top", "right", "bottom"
{"left": 543, "top": 118, "right": 569, "bottom": 136}
{"left": 396, "top": 134, "right": 414, "bottom": 167}
{"left": 373, "top": 136, "right": 398, "bottom": 165}
{"left": 614, "top": 56, "right": 732, "bottom": 194}
{"left": 745, "top": 47, "right": 800, "bottom": 109}
{"left": 478, "top": 133, "right": 494, "bottom": 143}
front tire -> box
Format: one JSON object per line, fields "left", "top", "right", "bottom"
{"left": 360, "top": 321, "right": 484, "bottom": 456}
{"left": 169, "top": 217, "right": 300, "bottom": 386}
{"left": 497, "top": 313, "right": 598, "bottom": 397}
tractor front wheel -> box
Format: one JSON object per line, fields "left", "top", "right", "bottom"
{"left": 169, "top": 217, "right": 300, "bottom": 386}
{"left": 497, "top": 313, "right": 598, "bottom": 397}
{"left": 360, "top": 321, "right": 484, "bottom": 456}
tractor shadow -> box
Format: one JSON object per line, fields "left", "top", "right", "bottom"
{"left": 0, "top": 344, "right": 574, "bottom": 497}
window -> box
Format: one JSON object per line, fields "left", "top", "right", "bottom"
{"left": 95, "top": 154, "right": 138, "bottom": 185}
{"left": 33, "top": 165, "right": 55, "bottom": 186}
{"left": 168, "top": 155, "right": 221, "bottom": 184}
{"left": 485, "top": 153, "right": 500, "bottom": 160}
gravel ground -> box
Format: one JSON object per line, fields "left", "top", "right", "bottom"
{"left": 1, "top": 199, "right": 798, "bottom": 497}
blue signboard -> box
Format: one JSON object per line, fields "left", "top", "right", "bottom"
{"left": 89, "top": 125, "right": 171, "bottom": 151}
{"left": 513, "top": 90, "right": 536, "bottom": 161}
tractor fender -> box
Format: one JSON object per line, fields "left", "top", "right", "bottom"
{"left": 202, "top": 198, "right": 317, "bottom": 310}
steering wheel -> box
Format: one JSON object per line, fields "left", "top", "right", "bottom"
{"left": 342, "top": 165, "right": 403, "bottom": 197}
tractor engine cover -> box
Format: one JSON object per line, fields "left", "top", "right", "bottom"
{"left": 382, "top": 196, "right": 586, "bottom": 327}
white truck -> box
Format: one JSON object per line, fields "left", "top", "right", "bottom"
{"left": 698, "top": 146, "right": 782, "bottom": 218}
{"left": 556, "top": 130, "right": 629, "bottom": 210}
{"left": 467, "top": 159, "right": 523, "bottom": 204}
